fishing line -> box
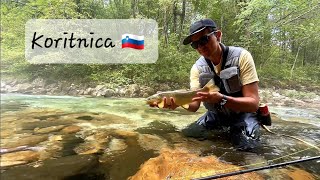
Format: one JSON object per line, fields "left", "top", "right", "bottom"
{"left": 261, "top": 124, "right": 320, "bottom": 150}
{"left": 167, "top": 124, "right": 320, "bottom": 179}
{"left": 193, "top": 155, "right": 320, "bottom": 180}
{"left": 174, "top": 143, "right": 320, "bottom": 180}
{"left": 186, "top": 132, "right": 320, "bottom": 179}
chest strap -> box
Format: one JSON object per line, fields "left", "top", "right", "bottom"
{"left": 205, "top": 44, "right": 229, "bottom": 92}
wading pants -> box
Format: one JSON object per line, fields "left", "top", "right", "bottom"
{"left": 182, "top": 110, "right": 261, "bottom": 151}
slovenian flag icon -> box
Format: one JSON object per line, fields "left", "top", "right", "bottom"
{"left": 121, "top": 34, "right": 144, "bottom": 50}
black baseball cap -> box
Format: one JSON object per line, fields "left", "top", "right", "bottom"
{"left": 183, "top": 18, "right": 218, "bottom": 45}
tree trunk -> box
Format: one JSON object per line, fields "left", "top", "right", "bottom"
{"left": 173, "top": 1, "right": 177, "bottom": 33}
{"left": 180, "top": 0, "right": 186, "bottom": 33}
{"left": 220, "top": 15, "right": 223, "bottom": 32}
{"left": 177, "top": 0, "right": 186, "bottom": 49}
{"left": 316, "top": 44, "right": 320, "bottom": 66}
{"left": 302, "top": 45, "right": 306, "bottom": 66}
{"left": 131, "top": 0, "right": 138, "bottom": 18}
{"left": 290, "top": 45, "right": 301, "bottom": 79}
{"left": 164, "top": 8, "right": 169, "bottom": 46}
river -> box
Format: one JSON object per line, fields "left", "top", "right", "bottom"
{"left": 0, "top": 93, "right": 319, "bottom": 179}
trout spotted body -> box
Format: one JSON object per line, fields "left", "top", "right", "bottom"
{"left": 146, "top": 80, "right": 219, "bottom": 109}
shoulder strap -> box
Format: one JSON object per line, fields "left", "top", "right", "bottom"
{"left": 221, "top": 45, "right": 229, "bottom": 70}
{"left": 205, "top": 58, "right": 221, "bottom": 91}
{"left": 204, "top": 44, "right": 229, "bottom": 89}
{"left": 205, "top": 58, "right": 215, "bottom": 73}
{"left": 204, "top": 44, "right": 229, "bottom": 73}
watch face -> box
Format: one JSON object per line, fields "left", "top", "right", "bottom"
{"left": 220, "top": 95, "right": 227, "bottom": 106}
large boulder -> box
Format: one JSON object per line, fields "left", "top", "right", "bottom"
{"left": 103, "top": 89, "right": 115, "bottom": 97}
{"left": 83, "top": 87, "right": 94, "bottom": 95}
{"left": 11, "top": 83, "right": 33, "bottom": 93}
{"left": 129, "top": 148, "right": 263, "bottom": 180}
{"left": 127, "top": 84, "right": 140, "bottom": 97}
{"left": 31, "top": 78, "right": 46, "bottom": 88}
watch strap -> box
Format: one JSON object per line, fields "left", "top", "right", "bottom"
{"left": 220, "top": 95, "right": 227, "bottom": 106}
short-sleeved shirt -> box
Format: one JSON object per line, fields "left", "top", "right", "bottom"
{"left": 190, "top": 49, "right": 259, "bottom": 90}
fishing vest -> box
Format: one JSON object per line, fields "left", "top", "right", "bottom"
{"left": 195, "top": 43, "right": 244, "bottom": 112}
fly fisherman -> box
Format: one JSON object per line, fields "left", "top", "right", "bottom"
{"left": 151, "top": 18, "right": 261, "bottom": 151}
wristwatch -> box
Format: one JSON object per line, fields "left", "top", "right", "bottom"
{"left": 220, "top": 95, "right": 228, "bottom": 106}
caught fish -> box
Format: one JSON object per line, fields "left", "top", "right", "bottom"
{"left": 146, "top": 79, "right": 219, "bottom": 109}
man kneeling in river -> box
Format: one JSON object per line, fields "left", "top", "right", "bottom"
{"left": 150, "top": 18, "right": 261, "bottom": 151}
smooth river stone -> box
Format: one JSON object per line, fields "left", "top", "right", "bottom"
{"left": 61, "top": 125, "right": 82, "bottom": 134}
{"left": 108, "top": 138, "right": 127, "bottom": 152}
{"left": 34, "top": 125, "right": 66, "bottom": 134}
{"left": 0, "top": 151, "right": 40, "bottom": 168}
{"left": 73, "top": 141, "right": 104, "bottom": 155}
{"left": 3, "top": 135, "right": 48, "bottom": 148}
{"left": 111, "top": 129, "right": 139, "bottom": 139}
{"left": 137, "top": 134, "right": 168, "bottom": 152}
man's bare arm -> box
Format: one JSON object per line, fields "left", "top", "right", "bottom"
{"left": 223, "top": 82, "right": 259, "bottom": 112}
{"left": 193, "top": 82, "right": 259, "bottom": 113}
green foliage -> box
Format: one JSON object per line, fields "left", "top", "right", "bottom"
{"left": 258, "top": 62, "right": 320, "bottom": 90}
{"left": 87, "top": 38, "right": 199, "bottom": 87}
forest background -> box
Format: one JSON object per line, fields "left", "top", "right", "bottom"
{"left": 1, "top": 0, "right": 320, "bottom": 91}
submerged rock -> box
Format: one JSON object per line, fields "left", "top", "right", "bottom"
{"left": 34, "top": 125, "right": 66, "bottom": 134}
{"left": 263, "top": 166, "right": 317, "bottom": 180}
{"left": 0, "top": 129, "right": 15, "bottom": 138}
{"left": 108, "top": 138, "right": 127, "bottom": 152}
{"left": 129, "top": 148, "right": 263, "bottom": 180}
{"left": 0, "top": 151, "right": 40, "bottom": 168}
{"left": 92, "top": 131, "right": 111, "bottom": 142}
{"left": 137, "top": 134, "right": 168, "bottom": 152}
{"left": 3, "top": 135, "right": 48, "bottom": 148}
{"left": 21, "top": 120, "right": 71, "bottom": 131}
{"left": 1, "top": 155, "right": 99, "bottom": 180}
{"left": 111, "top": 129, "right": 139, "bottom": 139}
{"left": 74, "top": 141, "right": 105, "bottom": 155}
{"left": 73, "top": 129, "right": 111, "bottom": 155}
{"left": 168, "top": 132, "right": 215, "bottom": 154}
{"left": 61, "top": 125, "right": 82, "bottom": 134}
{"left": 136, "top": 121, "right": 178, "bottom": 135}
{"left": 281, "top": 167, "right": 316, "bottom": 180}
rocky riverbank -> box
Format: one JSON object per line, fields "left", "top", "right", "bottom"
{"left": 1, "top": 78, "right": 156, "bottom": 98}
{"left": 1, "top": 77, "right": 319, "bottom": 109}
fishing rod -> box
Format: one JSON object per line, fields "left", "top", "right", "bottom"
{"left": 192, "top": 155, "right": 320, "bottom": 180}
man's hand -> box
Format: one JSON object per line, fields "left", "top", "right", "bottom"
{"left": 149, "top": 97, "right": 179, "bottom": 110}
{"left": 163, "top": 97, "right": 179, "bottom": 110}
{"left": 192, "top": 92, "right": 223, "bottom": 104}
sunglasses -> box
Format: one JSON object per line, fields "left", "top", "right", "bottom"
{"left": 191, "top": 31, "right": 216, "bottom": 49}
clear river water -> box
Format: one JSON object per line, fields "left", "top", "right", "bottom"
{"left": 0, "top": 93, "right": 319, "bottom": 179}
